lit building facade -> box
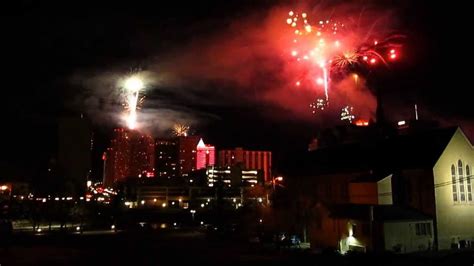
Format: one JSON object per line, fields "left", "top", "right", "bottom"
{"left": 295, "top": 127, "right": 474, "bottom": 251}
{"left": 218, "top": 148, "right": 272, "bottom": 182}
{"left": 432, "top": 128, "right": 474, "bottom": 249}
{"left": 118, "top": 178, "right": 249, "bottom": 209}
{"left": 178, "top": 135, "right": 200, "bottom": 176}
{"left": 103, "top": 128, "right": 155, "bottom": 186}
{"left": 155, "top": 138, "right": 179, "bottom": 178}
{"left": 196, "top": 138, "right": 215, "bottom": 170}
{"left": 153, "top": 136, "right": 216, "bottom": 178}
{"left": 206, "top": 166, "right": 261, "bottom": 187}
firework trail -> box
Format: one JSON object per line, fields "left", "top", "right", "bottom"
{"left": 286, "top": 9, "right": 403, "bottom": 117}
{"left": 122, "top": 76, "right": 145, "bottom": 130}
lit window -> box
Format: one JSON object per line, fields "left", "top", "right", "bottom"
{"left": 467, "top": 165, "right": 472, "bottom": 202}
{"left": 459, "top": 160, "right": 466, "bottom": 202}
{"left": 452, "top": 164, "right": 458, "bottom": 202}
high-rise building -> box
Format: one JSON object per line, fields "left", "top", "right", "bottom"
{"left": 178, "top": 135, "right": 200, "bottom": 176}
{"left": 155, "top": 138, "right": 179, "bottom": 178}
{"left": 196, "top": 138, "right": 215, "bottom": 170}
{"left": 129, "top": 132, "right": 155, "bottom": 178}
{"left": 104, "top": 128, "right": 130, "bottom": 186}
{"left": 58, "top": 115, "right": 92, "bottom": 196}
{"left": 103, "top": 128, "right": 155, "bottom": 186}
{"left": 218, "top": 148, "right": 272, "bottom": 182}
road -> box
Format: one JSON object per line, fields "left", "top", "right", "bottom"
{"left": 1, "top": 229, "right": 473, "bottom": 265}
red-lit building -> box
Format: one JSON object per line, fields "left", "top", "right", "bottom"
{"left": 103, "top": 128, "right": 155, "bottom": 186}
{"left": 178, "top": 135, "right": 200, "bottom": 176}
{"left": 154, "top": 135, "right": 215, "bottom": 178}
{"left": 196, "top": 138, "right": 215, "bottom": 170}
{"left": 218, "top": 148, "right": 272, "bottom": 182}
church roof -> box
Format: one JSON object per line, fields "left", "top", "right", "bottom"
{"left": 297, "top": 127, "right": 458, "bottom": 176}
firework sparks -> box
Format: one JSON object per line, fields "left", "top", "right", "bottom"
{"left": 286, "top": 10, "right": 403, "bottom": 116}
{"left": 332, "top": 50, "right": 360, "bottom": 70}
{"left": 340, "top": 105, "right": 355, "bottom": 123}
{"left": 309, "top": 98, "right": 327, "bottom": 114}
{"left": 122, "top": 76, "right": 145, "bottom": 130}
{"left": 173, "top": 124, "right": 190, "bottom": 137}
{"left": 287, "top": 11, "right": 345, "bottom": 109}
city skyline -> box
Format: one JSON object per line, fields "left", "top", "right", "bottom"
{"left": 1, "top": 0, "right": 472, "bottom": 181}
{"left": 1, "top": 1, "right": 473, "bottom": 263}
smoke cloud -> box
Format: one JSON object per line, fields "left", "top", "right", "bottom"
{"left": 70, "top": 1, "right": 399, "bottom": 135}
{"left": 150, "top": 3, "right": 396, "bottom": 119}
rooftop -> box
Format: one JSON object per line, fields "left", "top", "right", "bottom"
{"left": 292, "top": 127, "right": 459, "bottom": 176}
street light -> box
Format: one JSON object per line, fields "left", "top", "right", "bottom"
{"left": 272, "top": 176, "right": 284, "bottom": 191}
{"left": 268, "top": 176, "right": 284, "bottom": 205}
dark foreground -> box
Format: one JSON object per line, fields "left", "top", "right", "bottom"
{"left": 1, "top": 229, "right": 473, "bottom": 266}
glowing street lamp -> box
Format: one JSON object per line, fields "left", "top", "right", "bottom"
{"left": 268, "top": 176, "right": 285, "bottom": 205}
{"left": 272, "top": 176, "right": 284, "bottom": 191}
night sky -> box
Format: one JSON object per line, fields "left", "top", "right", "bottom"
{"left": 1, "top": 0, "right": 471, "bottom": 180}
